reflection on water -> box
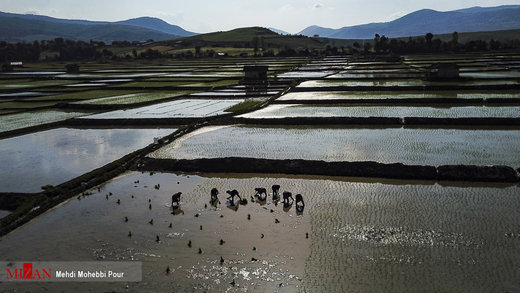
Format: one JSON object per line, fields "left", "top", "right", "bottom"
{"left": 149, "top": 125, "right": 520, "bottom": 167}
{"left": 277, "top": 71, "right": 337, "bottom": 78}
{"left": 240, "top": 104, "right": 520, "bottom": 119}
{"left": 0, "top": 210, "right": 10, "bottom": 219}
{"left": 278, "top": 91, "right": 520, "bottom": 101}
{"left": 0, "top": 171, "right": 518, "bottom": 292}
{"left": 298, "top": 79, "right": 519, "bottom": 88}
{"left": 84, "top": 99, "right": 244, "bottom": 119}
{"left": 0, "top": 128, "right": 175, "bottom": 193}
{"left": 0, "top": 110, "right": 91, "bottom": 133}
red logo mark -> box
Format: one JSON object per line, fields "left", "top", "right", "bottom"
{"left": 6, "top": 263, "right": 51, "bottom": 280}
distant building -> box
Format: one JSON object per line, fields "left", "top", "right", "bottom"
{"left": 244, "top": 65, "right": 268, "bottom": 81}
{"left": 427, "top": 63, "right": 459, "bottom": 79}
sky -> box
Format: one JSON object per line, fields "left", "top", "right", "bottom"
{"left": 1, "top": 0, "right": 519, "bottom": 33}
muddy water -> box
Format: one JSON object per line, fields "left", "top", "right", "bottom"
{"left": 239, "top": 104, "right": 520, "bottom": 119}
{"left": 0, "top": 171, "right": 518, "bottom": 292}
{"left": 149, "top": 125, "right": 520, "bottom": 167}
{"left": 0, "top": 128, "right": 175, "bottom": 193}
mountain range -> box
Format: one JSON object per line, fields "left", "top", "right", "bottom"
{"left": 298, "top": 5, "right": 520, "bottom": 39}
{"left": 0, "top": 11, "right": 196, "bottom": 43}
{"left": 1, "top": 5, "right": 520, "bottom": 43}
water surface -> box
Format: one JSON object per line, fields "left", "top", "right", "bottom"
{"left": 149, "top": 125, "right": 520, "bottom": 167}
{"left": 277, "top": 91, "right": 520, "bottom": 101}
{"left": 83, "top": 99, "right": 244, "bottom": 119}
{"left": 240, "top": 104, "right": 520, "bottom": 119}
{"left": 0, "top": 110, "right": 93, "bottom": 133}
{"left": 0, "top": 128, "right": 175, "bottom": 192}
{"left": 0, "top": 171, "right": 518, "bottom": 292}
{"left": 0, "top": 210, "right": 10, "bottom": 219}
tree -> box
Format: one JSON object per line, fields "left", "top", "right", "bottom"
{"left": 253, "top": 37, "right": 260, "bottom": 56}
{"left": 379, "top": 35, "right": 389, "bottom": 52}
{"left": 425, "top": 33, "right": 433, "bottom": 49}
{"left": 451, "top": 31, "right": 459, "bottom": 44}
{"left": 363, "top": 42, "right": 372, "bottom": 54}
{"left": 373, "top": 34, "right": 381, "bottom": 52}
{"left": 489, "top": 39, "right": 501, "bottom": 50}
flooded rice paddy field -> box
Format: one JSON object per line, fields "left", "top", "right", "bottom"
{"left": 0, "top": 109, "right": 18, "bottom": 115}
{"left": 460, "top": 71, "right": 520, "bottom": 78}
{"left": 71, "top": 91, "right": 195, "bottom": 106}
{"left": 328, "top": 72, "right": 423, "bottom": 79}
{"left": 298, "top": 79, "right": 519, "bottom": 88}
{"left": 0, "top": 91, "right": 53, "bottom": 100}
{"left": 111, "top": 79, "right": 239, "bottom": 88}
{"left": 239, "top": 104, "right": 520, "bottom": 119}
{"left": 0, "top": 79, "right": 74, "bottom": 90}
{"left": 277, "top": 91, "right": 520, "bottom": 101}
{"left": 298, "top": 80, "right": 424, "bottom": 88}
{"left": 0, "top": 110, "right": 94, "bottom": 133}
{"left": 0, "top": 128, "right": 175, "bottom": 193}
{"left": 0, "top": 210, "right": 10, "bottom": 219}
{"left": 277, "top": 71, "right": 337, "bottom": 78}
{"left": 0, "top": 171, "right": 519, "bottom": 292}
{"left": 65, "top": 82, "right": 108, "bottom": 87}
{"left": 83, "top": 99, "right": 244, "bottom": 119}
{"left": 2, "top": 54, "right": 520, "bottom": 292}
{"left": 0, "top": 100, "right": 58, "bottom": 110}
{"left": 149, "top": 125, "right": 520, "bottom": 167}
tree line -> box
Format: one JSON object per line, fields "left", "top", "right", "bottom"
{"left": 1, "top": 32, "right": 519, "bottom": 64}
{"left": 356, "top": 32, "right": 520, "bottom": 54}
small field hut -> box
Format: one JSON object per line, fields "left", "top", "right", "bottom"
{"left": 244, "top": 65, "right": 268, "bottom": 81}
{"left": 427, "top": 63, "right": 459, "bottom": 79}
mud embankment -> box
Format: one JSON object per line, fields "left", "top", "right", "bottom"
{"left": 136, "top": 157, "right": 520, "bottom": 183}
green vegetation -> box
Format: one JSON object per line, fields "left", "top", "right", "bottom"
{"left": 3, "top": 26, "right": 520, "bottom": 62}
{"left": 0, "top": 110, "right": 18, "bottom": 115}
{"left": 224, "top": 100, "right": 263, "bottom": 113}
{"left": 112, "top": 79, "right": 239, "bottom": 88}
{"left": 187, "top": 80, "right": 240, "bottom": 87}
{"left": 186, "top": 27, "right": 278, "bottom": 42}
{"left": 0, "top": 79, "right": 72, "bottom": 90}
{"left": 368, "top": 31, "right": 520, "bottom": 54}
{"left": 0, "top": 101, "right": 58, "bottom": 110}
{"left": 111, "top": 81, "right": 196, "bottom": 88}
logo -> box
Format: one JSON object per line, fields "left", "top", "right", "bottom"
{"left": 6, "top": 263, "right": 52, "bottom": 280}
